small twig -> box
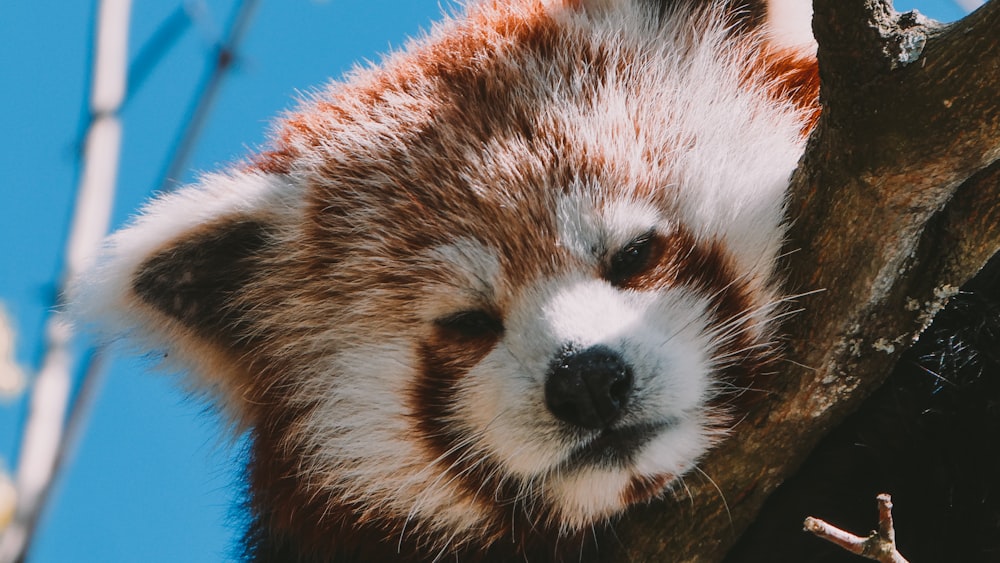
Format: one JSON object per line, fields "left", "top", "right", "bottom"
{"left": 804, "top": 494, "right": 909, "bottom": 563}
{"left": 157, "top": 0, "right": 260, "bottom": 191}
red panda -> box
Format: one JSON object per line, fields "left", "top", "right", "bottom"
{"left": 72, "top": 0, "right": 819, "bottom": 560}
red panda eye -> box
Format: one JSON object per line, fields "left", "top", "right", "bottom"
{"left": 606, "top": 233, "right": 657, "bottom": 287}
{"left": 435, "top": 310, "right": 504, "bottom": 340}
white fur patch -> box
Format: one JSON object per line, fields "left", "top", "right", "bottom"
{"left": 767, "top": 0, "right": 816, "bottom": 50}
{"left": 557, "top": 192, "right": 663, "bottom": 263}
{"left": 548, "top": 467, "right": 633, "bottom": 528}
{"left": 69, "top": 171, "right": 301, "bottom": 338}
{"left": 457, "top": 273, "right": 718, "bottom": 503}
{"left": 419, "top": 239, "right": 502, "bottom": 319}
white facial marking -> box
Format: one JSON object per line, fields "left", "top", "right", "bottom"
{"left": 543, "top": 279, "right": 640, "bottom": 347}
{"left": 548, "top": 467, "right": 633, "bottom": 528}
{"left": 429, "top": 238, "right": 501, "bottom": 294}
{"left": 419, "top": 238, "right": 503, "bottom": 321}
{"left": 556, "top": 192, "right": 663, "bottom": 264}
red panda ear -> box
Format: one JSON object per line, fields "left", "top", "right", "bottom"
{"left": 130, "top": 217, "right": 270, "bottom": 348}
{"left": 71, "top": 171, "right": 297, "bottom": 420}
{"left": 757, "top": 0, "right": 820, "bottom": 134}
{"left": 764, "top": 0, "right": 815, "bottom": 49}
{"left": 572, "top": 0, "right": 769, "bottom": 23}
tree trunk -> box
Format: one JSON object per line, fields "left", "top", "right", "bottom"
{"left": 613, "top": 1, "right": 1000, "bottom": 560}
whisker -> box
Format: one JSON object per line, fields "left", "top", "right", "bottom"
{"left": 692, "top": 466, "right": 733, "bottom": 530}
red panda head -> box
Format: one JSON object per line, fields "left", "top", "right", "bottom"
{"left": 73, "top": 0, "right": 818, "bottom": 559}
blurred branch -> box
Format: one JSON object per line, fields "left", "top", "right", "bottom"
{"left": 73, "top": 1, "right": 206, "bottom": 150}
{"left": 158, "top": 0, "right": 261, "bottom": 191}
{"left": 0, "top": 472, "right": 13, "bottom": 535}
{"left": 0, "top": 304, "right": 24, "bottom": 533}
{"left": 123, "top": 4, "right": 195, "bottom": 108}
{"left": 0, "top": 306, "right": 25, "bottom": 401}
{"left": 0, "top": 0, "right": 131, "bottom": 560}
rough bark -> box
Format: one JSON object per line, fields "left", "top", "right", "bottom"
{"left": 613, "top": 1, "right": 1000, "bottom": 560}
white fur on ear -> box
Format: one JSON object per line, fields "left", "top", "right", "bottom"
{"left": 68, "top": 170, "right": 299, "bottom": 341}
{"left": 542, "top": 0, "right": 629, "bottom": 16}
{"left": 577, "top": 0, "right": 629, "bottom": 13}
{"left": 766, "top": 0, "right": 815, "bottom": 49}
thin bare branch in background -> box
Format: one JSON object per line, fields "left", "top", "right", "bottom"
{"left": 158, "top": 0, "right": 260, "bottom": 191}
{"left": 0, "top": 304, "right": 21, "bottom": 546}
{"left": 0, "top": 0, "right": 131, "bottom": 560}
{"left": 124, "top": 3, "right": 196, "bottom": 106}
{"left": 0, "top": 472, "right": 13, "bottom": 536}
{"left": 0, "top": 306, "right": 25, "bottom": 401}
{"left": 73, "top": 1, "right": 210, "bottom": 148}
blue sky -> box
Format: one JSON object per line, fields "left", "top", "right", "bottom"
{"left": 0, "top": 0, "right": 970, "bottom": 561}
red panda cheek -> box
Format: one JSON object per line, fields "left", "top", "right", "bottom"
{"left": 419, "top": 330, "right": 500, "bottom": 383}
{"left": 404, "top": 329, "right": 507, "bottom": 513}
{"left": 408, "top": 328, "right": 503, "bottom": 444}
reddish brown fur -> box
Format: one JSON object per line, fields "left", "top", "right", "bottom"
{"left": 242, "top": 2, "right": 817, "bottom": 559}
{"left": 107, "top": 1, "right": 823, "bottom": 561}
{"left": 757, "top": 47, "right": 822, "bottom": 134}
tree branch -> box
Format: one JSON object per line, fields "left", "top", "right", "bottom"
{"left": 615, "top": 1, "right": 1000, "bottom": 560}
{"left": 804, "top": 494, "right": 910, "bottom": 563}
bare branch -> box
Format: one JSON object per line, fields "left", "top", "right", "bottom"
{"left": 804, "top": 494, "right": 910, "bottom": 563}
{"left": 158, "top": 0, "right": 260, "bottom": 191}
{"left": 0, "top": 472, "right": 13, "bottom": 534}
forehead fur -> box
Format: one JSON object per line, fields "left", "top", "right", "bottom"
{"left": 254, "top": 0, "right": 805, "bottom": 306}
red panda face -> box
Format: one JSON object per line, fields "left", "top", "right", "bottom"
{"left": 294, "top": 186, "right": 772, "bottom": 536}
{"left": 272, "top": 72, "right": 801, "bottom": 540}
{"left": 72, "top": 0, "right": 818, "bottom": 558}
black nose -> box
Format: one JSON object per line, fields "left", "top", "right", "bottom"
{"left": 545, "top": 345, "right": 634, "bottom": 430}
